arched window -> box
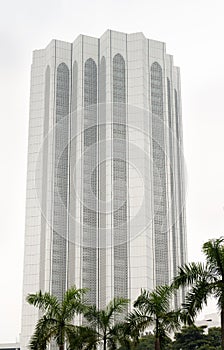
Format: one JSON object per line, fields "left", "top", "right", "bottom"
{"left": 151, "top": 62, "right": 163, "bottom": 117}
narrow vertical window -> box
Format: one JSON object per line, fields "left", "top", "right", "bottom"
{"left": 151, "top": 62, "right": 169, "bottom": 286}
{"left": 67, "top": 60, "right": 78, "bottom": 288}
{"left": 52, "top": 62, "right": 70, "bottom": 300}
{"left": 99, "top": 56, "right": 107, "bottom": 308}
{"left": 175, "top": 88, "right": 185, "bottom": 302}
{"left": 113, "top": 53, "right": 128, "bottom": 300}
{"left": 72, "top": 61, "right": 78, "bottom": 112}
{"left": 175, "top": 89, "right": 179, "bottom": 141}
{"left": 40, "top": 66, "right": 50, "bottom": 291}
{"left": 167, "top": 77, "right": 178, "bottom": 307}
{"left": 83, "top": 58, "right": 98, "bottom": 306}
{"left": 175, "top": 88, "right": 184, "bottom": 266}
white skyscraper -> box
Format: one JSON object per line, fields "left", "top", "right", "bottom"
{"left": 21, "top": 30, "right": 187, "bottom": 349}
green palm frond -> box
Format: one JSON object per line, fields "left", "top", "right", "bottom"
{"left": 179, "top": 308, "right": 194, "bottom": 325}
{"left": 134, "top": 285, "right": 172, "bottom": 316}
{"left": 131, "top": 285, "right": 180, "bottom": 346}
{"left": 203, "top": 237, "right": 224, "bottom": 278}
{"left": 172, "top": 237, "right": 224, "bottom": 350}
{"left": 62, "top": 286, "right": 87, "bottom": 321}
{"left": 66, "top": 324, "right": 98, "bottom": 350}
{"left": 111, "top": 319, "right": 138, "bottom": 350}
{"left": 106, "top": 297, "right": 129, "bottom": 319}
{"left": 29, "top": 316, "right": 58, "bottom": 350}
{"left": 27, "top": 287, "right": 88, "bottom": 350}
{"left": 84, "top": 298, "right": 129, "bottom": 332}
{"left": 107, "top": 334, "right": 118, "bottom": 350}
{"left": 84, "top": 304, "right": 103, "bottom": 330}
{"left": 27, "top": 291, "right": 60, "bottom": 317}
{"left": 172, "top": 262, "right": 211, "bottom": 288}
{"left": 125, "top": 308, "right": 152, "bottom": 335}
{"left": 214, "top": 283, "right": 224, "bottom": 310}
{"left": 182, "top": 278, "right": 214, "bottom": 319}
{"left": 62, "top": 323, "right": 77, "bottom": 342}
{"left": 161, "top": 309, "right": 181, "bottom": 333}
{"left": 83, "top": 298, "right": 130, "bottom": 349}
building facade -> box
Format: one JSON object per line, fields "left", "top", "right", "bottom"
{"left": 196, "top": 313, "right": 220, "bottom": 330}
{"left": 0, "top": 343, "right": 20, "bottom": 350}
{"left": 21, "top": 30, "right": 187, "bottom": 349}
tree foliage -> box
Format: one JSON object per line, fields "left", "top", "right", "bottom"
{"left": 27, "top": 286, "right": 87, "bottom": 350}
{"left": 28, "top": 237, "right": 224, "bottom": 350}
{"left": 171, "top": 325, "right": 222, "bottom": 350}
{"left": 83, "top": 297, "right": 129, "bottom": 350}
{"left": 125, "top": 285, "right": 181, "bottom": 350}
{"left": 172, "top": 237, "right": 224, "bottom": 349}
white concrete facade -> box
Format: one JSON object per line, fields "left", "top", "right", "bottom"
{"left": 21, "top": 30, "right": 187, "bottom": 349}
{"left": 196, "top": 313, "right": 220, "bottom": 329}
{"left": 0, "top": 343, "right": 20, "bottom": 350}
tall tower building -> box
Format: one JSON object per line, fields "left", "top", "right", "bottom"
{"left": 21, "top": 30, "right": 187, "bottom": 349}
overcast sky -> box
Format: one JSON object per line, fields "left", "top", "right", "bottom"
{"left": 0, "top": 0, "right": 224, "bottom": 342}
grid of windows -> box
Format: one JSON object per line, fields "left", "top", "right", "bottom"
{"left": 151, "top": 62, "right": 169, "bottom": 286}
{"left": 175, "top": 88, "right": 185, "bottom": 302}
{"left": 72, "top": 61, "right": 78, "bottom": 112}
{"left": 167, "top": 78, "right": 178, "bottom": 307}
{"left": 52, "top": 62, "right": 70, "bottom": 300}
{"left": 99, "top": 56, "right": 106, "bottom": 308}
{"left": 67, "top": 61, "right": 78, "bottom": 288}
{"left": 113, "top": 53, "right": 128, "bottom": 299}
{"left": 175, "top": 90, "right": 179, "bottom": 141}
{"left": 175, "top": 89, "right": 184, "bottom": 267}
{"left": 83, "top": 58, "right": 97, "bottom": 306}
{"left": 40, "top": 66, "right": 50, "bottom": 292}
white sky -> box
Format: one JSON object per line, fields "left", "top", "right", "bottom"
{"left": 0, "top": 0, "right": 224, "bottom": 342}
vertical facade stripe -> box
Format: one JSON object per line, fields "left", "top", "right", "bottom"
{"left": 72, "top": 61, "right": 78, "bottom": 112}
{"left": 167, "top": 77, "right": 178, "bottom": 307}
{"left": 175, "top": 89, "right": 184, "bottom": 267}
{"left": 151, "top": 62, "right": 169, "bottom": 286}
{"left": 113, "top": 53, "right": 128, "bottom": 299}
{"left": 67, "top": 60, "right": 78, "bottom": 288}
{"left": 175, "top": 88, "right": 185, "bottom": 301}
{"left": 40, "top": 66, "right": 50, "bottom": 292}
{"left": 52, "top": 62, "right": 70, "bottom": 301}
{"left": 83, "top": 58, "right": 98, "bottom": 306}
{"left": 99, "top": 56, "right": 107, "bottom": 308}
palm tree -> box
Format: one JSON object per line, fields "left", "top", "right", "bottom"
{"left": 83, "top": 297, "right": 129, "bottom": 350}
{"left": 172, "top": 237, "right": 224, "bottom": 350}
{"left": 129, "top": 285, "right": 181, "bottom": 350}
{"left": 27, "top": 286, "right": 87, "bottom": 350}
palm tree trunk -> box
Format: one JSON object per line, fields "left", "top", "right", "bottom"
{"left": 155, "top": 318, "right": 160, "bottom": 350}
{"left": 103, "top": 335, "right": 106, "bottom": 350}
{"left": 155, "top": 337, "right": 160, "bottom": 350}
{"left": 221, "top": 308, "right": 224, "bottom": 350}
